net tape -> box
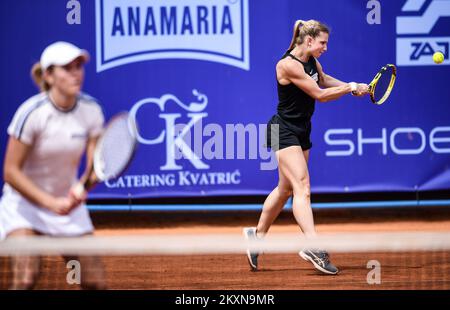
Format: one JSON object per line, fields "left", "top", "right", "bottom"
{"left": 1, "top": 232, "right": 450, "bottom": 256}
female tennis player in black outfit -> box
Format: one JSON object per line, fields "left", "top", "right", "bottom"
{"left": 244, "top": 20, "right": 369, "bottom": 275}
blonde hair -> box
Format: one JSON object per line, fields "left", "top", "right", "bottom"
{"left": 288, "top": 19, "right": 330, "bottom": 50}
{"left": 31, "top": 62, "right": 51, "bottom": 92}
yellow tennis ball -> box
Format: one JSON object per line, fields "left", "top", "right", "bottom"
{"left": 433, "top": 51, "right": 444, "bottom": 64}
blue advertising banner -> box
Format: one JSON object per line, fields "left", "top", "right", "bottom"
{"left": 0, "top": 0, "right": 449, "bottom": 199}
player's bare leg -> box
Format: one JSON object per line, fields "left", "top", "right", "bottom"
{"left": 8, "top": 229, "right": 41, "bottom": 289}
{"left": 277, "top": 146, "right": 316, "bottom": 237}
{"left": 256, "top": 151, "right": 293, "bottom": 236}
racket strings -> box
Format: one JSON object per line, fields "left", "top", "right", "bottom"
{"left": 95, "top": 115, "right": 137, "bottom": 180}
{"left": 372, "top": 65, "right": 396, "bottom": 104}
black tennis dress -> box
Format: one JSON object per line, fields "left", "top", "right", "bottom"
{"left": 266, "top": 51, "right": 320, "bottom": 151}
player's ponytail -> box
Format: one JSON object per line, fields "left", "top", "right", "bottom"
{"left": 288, "top": 20, "right": 305, "bottom": 51}
{"left": 31, "top": 62, "right": 51, "bottom": 92}
{"left": 288, "top": 19, "right": 330, "bottom": 50}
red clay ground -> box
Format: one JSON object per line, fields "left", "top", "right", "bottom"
{"left": 1, "top": 208, "right": 450, "bottom": 289}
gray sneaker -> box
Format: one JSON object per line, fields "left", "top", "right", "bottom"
{"left": 299, "top": 249, "right": 339, "bottom": 275}
{"left": 243, "top": 227, "right": 259, "bottom": 271}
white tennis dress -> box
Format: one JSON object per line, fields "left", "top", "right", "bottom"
{"left": 0, "top": 92, "right": 104, "bottom": 239}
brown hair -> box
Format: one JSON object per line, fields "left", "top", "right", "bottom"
{"left": 288, "top": 19, "right": 330, "bottom": 50}
{"left": 31, "top": 62, "right": 51, "bottom": 92}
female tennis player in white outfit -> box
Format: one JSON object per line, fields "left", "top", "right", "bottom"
{"left": 0, "top": 41, "right": 105, "bottom": 289}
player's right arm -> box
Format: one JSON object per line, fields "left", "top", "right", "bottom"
{"left": 3, "top": 137, "right": 73, "bottom": 215}
{"left": 278, "top": 60, "right": 355, "bottom": 102}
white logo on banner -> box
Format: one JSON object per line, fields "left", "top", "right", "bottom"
{"left": 95, "top": 0, "right": 250, "bottom": 72}
{"left": 127, "top": 90, "right": 276, "bottom": 174}
{"left": 107, "top": 90, "right": 263, "bottom": 189}
{"left": 130, "top": 89, "right": 210, "bottom": 171}
{"left": 324, "top": 127, "right": 450, "bottom": 157}
{"left": 396, "top": 0, "right": 450, "bottom": 66}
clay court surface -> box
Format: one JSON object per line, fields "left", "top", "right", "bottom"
{"left": 1, "top": 208, "right": 450, "bottom": 290}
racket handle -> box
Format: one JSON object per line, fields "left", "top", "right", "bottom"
{"left": 72, "top": 182, "right": 87, "bottom": 200}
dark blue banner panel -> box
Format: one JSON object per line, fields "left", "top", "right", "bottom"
{"left": 1, "top": 0, "right": 449, "bottom": 199}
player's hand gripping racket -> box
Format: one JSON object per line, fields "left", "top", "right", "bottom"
{"left": 367, "top": 64, "right": 397, "bottom": 105}
{"left": 72, "top": 112, "right": 138, "bottom": 199}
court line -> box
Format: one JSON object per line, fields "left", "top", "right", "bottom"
{"left": 87, "top": 199, "right": 450, "bottom": 211}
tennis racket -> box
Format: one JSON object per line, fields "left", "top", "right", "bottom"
{"left": 367, "top": 64, "right": 397, "bottom": 105}
{"left": 72, "top": 112, "right": 138, "bottom": 198}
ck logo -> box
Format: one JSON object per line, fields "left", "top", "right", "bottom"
{"left": 129, "top": 90, "right": 209, "bottom": 171}
{"left": 396, "top": 0, "right": 450, "bottom": 66}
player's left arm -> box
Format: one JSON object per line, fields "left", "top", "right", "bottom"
{"left": 316, "top": 59, "right": 369, "bottom": 96}
{"left": 70, "top": 136, "right": 100, "bottom": 202}
{"left": 79, "top": 136, "right": 100, "bottom": 185}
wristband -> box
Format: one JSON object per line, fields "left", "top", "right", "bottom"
{"left": 349, "top": 82, "right": 358, "bottom": 92}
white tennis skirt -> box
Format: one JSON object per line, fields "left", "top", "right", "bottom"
{"left": 0, "top": 189, "right": 94, "bottom": 240}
